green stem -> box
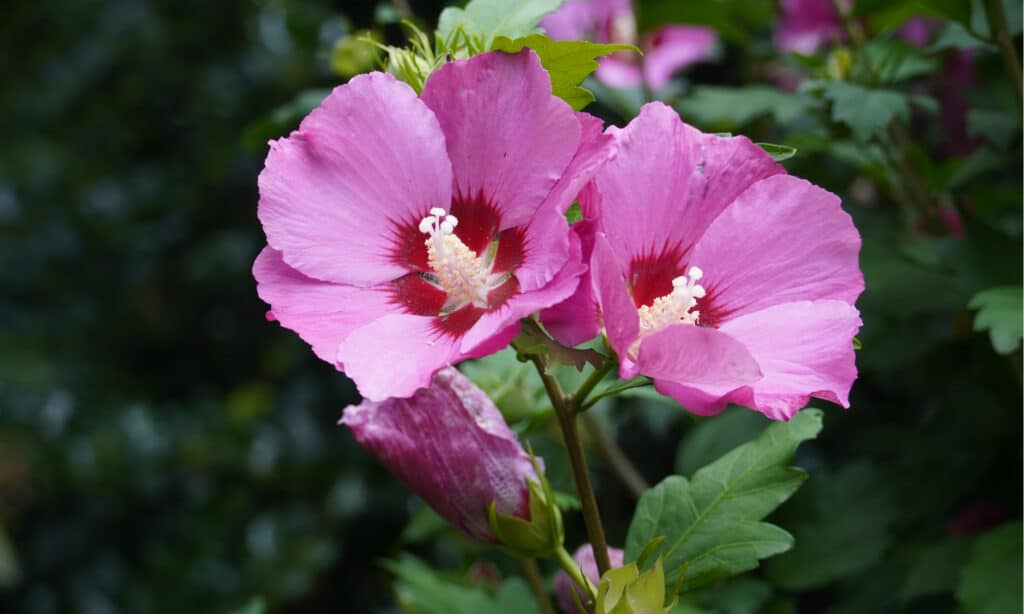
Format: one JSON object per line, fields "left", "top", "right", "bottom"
{"left": 522, "top": 559, "right": 557, "bottom": 614}
{"left": 555, "top": 545, "right": 598, "bottom": 601}
{"left": 572, "top": 360, "right": 616, "bottom": 407}
{"left": 528, "top": 354, "right": 613, "bottom": 576}
{"left": 582, "top": 378, "right": 653, "bottom": 410}
{"left": 984, "top": 0, "right": 1024, "bottom": 108}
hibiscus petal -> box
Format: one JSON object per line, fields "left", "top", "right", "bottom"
{"left": 337, "top": 314, "right": 458, "bottom": 401}
{"left": 420, "top": 49, "right": 581, "bottom": 230}
{"left": 642, "top": 25, "right": 716, "bottom": 90}
{"left": 596, "top": 102, "right": 782, "bottom": 267}
{"left": 541, "top": 217, "right": 601, "bottom": 347}
{"left": 516, "top": 112, "right": 614, "bottom": 293}
{"left": 655, "top": 300, "right": 862, "bottom": 421}
{"left": 690, "top": 174, "right": 863, "bottom": 323}
{"left": 258, "top": 72, "right": 453, "bottom": 287}
{"left": 636, "top": 323, "right": 762, "bottom": 385}
{"left": 253, "top": 247, "right": 397, "bottom": 365}
{"left": 590, "top": 233, "right": 640, "bottom": 361}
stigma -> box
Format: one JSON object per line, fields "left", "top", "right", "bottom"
{"left": 419, "top": 208, "right": 500, "bottom": 313}
{"left": 637, "top": 266, "right": 706, "bottom": 333}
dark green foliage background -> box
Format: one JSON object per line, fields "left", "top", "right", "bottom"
{"left": 0, "top": 1, "right": 1019, "bottom": 613}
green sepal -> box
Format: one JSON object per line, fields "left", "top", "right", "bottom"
{"left": 595, "top": 557, "right": 669, "bottom": 614}
{"left": 487, "top": 451, "right": 564, "bottom": 558}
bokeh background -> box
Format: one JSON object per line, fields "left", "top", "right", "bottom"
{"left": 1, "top": 1, "right": 1020, "bottom": 613}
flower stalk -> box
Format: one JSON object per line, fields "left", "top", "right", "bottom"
{"left": 527, "top": 351, "right": 614, "bottom": 576}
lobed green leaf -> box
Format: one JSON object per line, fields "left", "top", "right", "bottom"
{"left": 625, "top": 409, "right": 823, "bottom": 592}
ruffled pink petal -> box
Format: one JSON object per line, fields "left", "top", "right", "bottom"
{"left": 595, "top": 56, "right": 644, "bottom": 88}
{"left": 642, "top": 25, "right": 717, "bottom": 90}
{"left": 690, "top": 175, "right": 863, "bottom": 323}
{"left": 636, "top": 323, "right": 762, "bottom": 386}
{"left": 655, "top": 300, "right": 861, "bottom": 420}
{"left": 590, "top": 233, "right": 640, "bottom": 362}
{"left": 459, "top": 232, "right": 586, "bottom": 353}
{"left": 258, "top": 72, "right": 452, "bottom": 287}
{"left": 337, "top": 314, "right": 458, "bottom": 401}
{"left": 341, "top": 368, "right": 537, "bottom": 542}
{"left": 420, "top": 50, "right": 581, "bottom": 230}
{"left": 253, "top": 247, "right": 397, "bottom": 365}
{"left": 595, "top": 103, "right": 782, "bottom": 268}
{"left": 516, "top": 112, "right": 615, "bottom": 293}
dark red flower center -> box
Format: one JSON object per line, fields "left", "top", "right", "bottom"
{"left": 388, "top": 191, "right": 524, "bottom": 337}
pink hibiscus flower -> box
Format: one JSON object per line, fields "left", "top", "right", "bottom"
{"left": 550, "top": 103, "right": 864, "bottom": 420}
{"left": 540, "top": 0, "right": 717, "bottom": 90}
{"left": 254, "top": 49, "right": 614, "bottom": 401}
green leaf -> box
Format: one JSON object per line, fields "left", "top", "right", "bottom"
{"left": 625, "top": 409, "right": 823, "bottom": 592}
{"left": 956, "top": 522, "right": 1023, "bottom": 614}
{"left": 492, "top": 34, "right": 637, "bottom": 110}
{"left": 764, "top": 462, "right": 897, "bottom": 590}
{"left": 823, "top": 81, "right": 909, "bottom": 142}
{"left": 0, "top": 523, "right": 18, "bottom": 589}
{"left": 757, "top": 143, "right": 797, "bottom": 162}
{"left": 385, "top": 554, "right": 541, "bottom": 614}
{"left": 899, "top": 537, "right": 971, "bottom": 602}
{"left": 677, "top": 86, "right": 812, "bottom": 130}
{"left": 437, "top": 0, "right": 562, "bottom": 48}
{"left": 968, "top": 286, "right": 1023, "bottom": 354}
{"left": 675, "top": 408, "right": 769, "bottom": 477}
{"left": 967, "top": 108, "right": 1022, "bottom": 150}
{"left": 637, "top": 0, "right": 773, "bottom": 42}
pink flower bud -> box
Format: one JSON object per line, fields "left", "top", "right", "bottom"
{"left": 341, "top": 368, "right": 539, "bottom": 543}
{"left": 554, "top": 543, "right": 626, "bottom": 613}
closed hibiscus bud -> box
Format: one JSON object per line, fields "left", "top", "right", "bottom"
{"left": 341, "top": 367, "right": 558, "bottom": 550}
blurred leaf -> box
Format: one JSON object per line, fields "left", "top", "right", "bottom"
{"left": 686, "top": 577, "right": 773, "bottom": 614}
{"left": 765, "top": 462, "right": 897, "bottom": 591}
{"left": 968, "top": 286, "right": 1023, "bottom": 354}
{"left": 900, "top": 537, "right": 971, "bottom": 602}
{"left": 823, "top": 81, "right": 909, "bottom": 141}
{"left": 967, "top": 108, "right": 1022, "bottom": 150}
{"left": 385, "top": 554, "right": 540, "bottom": 614}
{"left": 437, "top": 0, "right": 561, "bottom": 47}
{"left": 331, "top": 30, "right": 381, "bottom": 78}
{"left": 757, "top": 143, "right": 797, "bottom": 162}
{"left": 492, "top": 34, "right": 638, "bottom": 110}
{"left": 956, "top": 522, "right": 1023, "bottom": 614}
{"left": 625, "top": 410, "right": 823, "bottom": 592}
{"left": 400, "top": 505, "right": 449, "bottom": 544}
{"left": 637, "top": 0, "right": 774, "bottom": 42}
{"left": 678, "top": 86, "right": 812, "bottom": 130}
{"left": 860, "top": 40, "right": 940, "bottom": 83}
{"left": 675, "top": 407, "right": 769, "bottom": 477}
{"left": 231, "top": 598, "right": 266, "bottom": 614}
{"left": 461, "top": 348, "right": 545, "bottom": 424}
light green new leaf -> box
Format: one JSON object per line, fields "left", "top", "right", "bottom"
{"left": 757, "top": 143, "right": 797, "bottom": 162}
{"left": 823, "top": 81, "right": 909, "bottom": 142}
{"left": 625, "top": 409, "right": 823, "bottom": 593}
{"left": 493, "top": 34, "right": 637, "bottom": 110}
{"left": 956, "top": 522, "right": 1023, "bottom": 614}
{"left": 968, "top": 286, "right": 1023, "bottom": 354}
{"left": 437, "top": 0, "right": 562, "bottom": 48}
